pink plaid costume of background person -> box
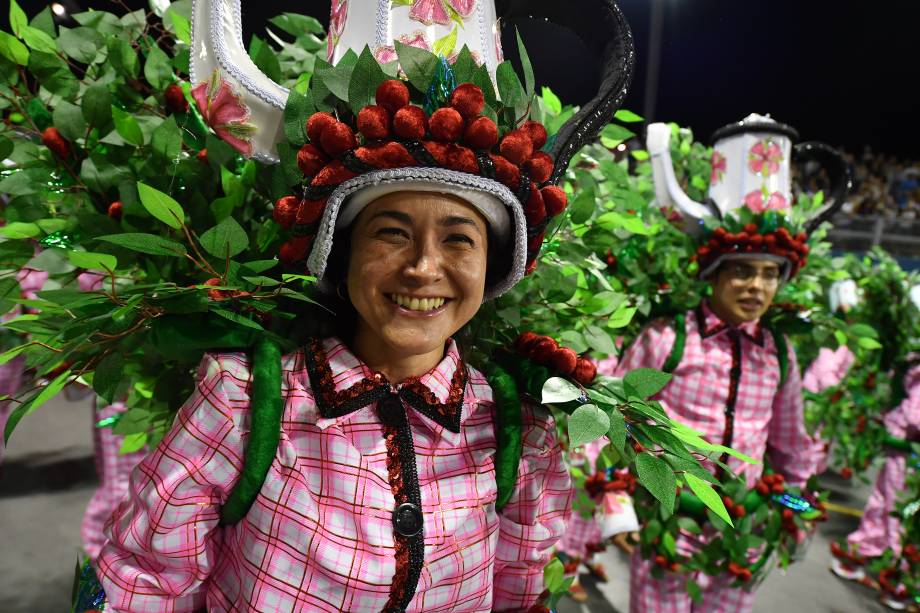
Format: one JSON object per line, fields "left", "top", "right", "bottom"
{"left": 558, "top": 438, "right": 607, "bottom": 559}
{"left": 615, "top": 302, "right": 818, "bottom": 613}
{"left": 97, "top": 338, "right": 572, "bottom": 612}
{"left": 81, "top": 401, "right": 148, "bottom": 561}
{"left": 802, "top": 344, "right": 856, "bottom": 473}
{"left": 847, "top": 363, "right": 920, "bottom": 558}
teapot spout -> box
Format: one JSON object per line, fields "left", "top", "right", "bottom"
{"left": 646, "top": 123, "right": 715, "bottom": 234}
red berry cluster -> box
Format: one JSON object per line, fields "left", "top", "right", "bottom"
{"left": 584, "top": 469, "right": 636, "bottom": 499}
{"left": 41, "top": 127, "right": 70, "bottom": 158}
{"left": 903, "top": 544, "right": 920, "bottom": 565}
{"left": 878, "top": 568, "right": 910, "bottom": 599}
{"left": 164, "top": 84, "right": 188, "bottom": 114}
{"left": 753, "top": 472, "right": 785, "bottom": 496}
{"left": 107, "top": 201, "right": 123, "bottom": 221}
{"left": 721, "top": 495, "right": 747, "bottom": 520}
{"left": 203, "top": 277, "right": 249, "bottom": 302}
{"left": 830, "top": 541, "right": 866, "bottom": 566}
{"left": 274, "top": 79, "right": 568, "bottom": 270}
{"left": 727, "top": 561, "right": 752, "bottom": 583}
{"left": 693, "top": 225, "right": 810, "bottom": 277}
{"left": 513, "top": 332, "right": 597, "bottom": 385}
{"left": 653, "top": 554, "right": 680, "bottom": 573}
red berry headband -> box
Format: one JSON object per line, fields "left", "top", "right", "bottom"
{"left": 272, "top": 78, "right": 569, "bottom": 284}
{"left": 693, "top": 223, "right": 810, "bottom": 279}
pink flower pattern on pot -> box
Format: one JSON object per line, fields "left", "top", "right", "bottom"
{"left": 374, "top": 30, "right": 432, "bottom": 64}
{"left": 743, "top": 188, "right": 789, "bottom": 213}
{"left": 327, "top": 0, "right": 349, "bottom": 60}
{"left": 191, "top": 71, "right": 257, "bottom": 157}
{"left": 408, "top": 0, "right": 477, "bottom": 26}
{"left": 748, "top": 139, "right": 783, "bottom": 177}
{"left": 710, "top": 151, "right": 726, "bottom": 185}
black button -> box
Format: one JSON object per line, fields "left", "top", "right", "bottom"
{"left": 393, "top": 502, "right": 423, "bottom": 537}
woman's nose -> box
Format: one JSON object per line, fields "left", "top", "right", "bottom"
{"left": 402, "top": 238, "right": 443, "bottom": 284}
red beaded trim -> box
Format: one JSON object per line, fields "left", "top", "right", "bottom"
{"left": 400, "top": 364, "right": 466, "bottom": 433}
{"left": 382, "top": 422, "right": 410, "bottom": 611}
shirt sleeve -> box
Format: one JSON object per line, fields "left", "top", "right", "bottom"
{"left": 96, "top": 353, "right": 250, "bottom": 613}
{"left": 766, "top": 338, "right": 818, "bottom": 487}
{"left": 492, "top": 403, "right": 573, "bottom": 612}
{"left": 613, "top": 319, "right": 675, "bottom": 378}
{"left": 884, "top": 366, "right": 920, "bottom": 440}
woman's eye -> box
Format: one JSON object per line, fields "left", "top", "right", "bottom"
{"left": 376, "top": 227, "right": 409, "bottom": 239}
{"left": 446, "top": 234, "right": 475, "bottom": 246}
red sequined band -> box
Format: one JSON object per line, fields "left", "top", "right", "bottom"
{"left": 382, "top": 421, "right": 411, "bottom": 612}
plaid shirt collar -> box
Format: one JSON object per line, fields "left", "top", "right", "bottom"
{"left": 306, "top": 337, "right": 468, "bottom": 441}
{"left": 697, "top": 301, "right": 765, "bottom": 346}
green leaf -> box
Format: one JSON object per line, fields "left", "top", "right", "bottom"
{"left": 167, "top": 9, "right": 191, "bottom": 44}
{"left": 584, "top": 324, "right": 617, "bottom": 354}
{"left": 684, "top": 472, "right": 733, "bottom": 526}
{"left": 543, "top": 557, "right": 565, "bottom": 592}
{"left": 28, "top": 50, "right": 77, "bottom": 97}
{"left": 677, "top": 516, "right": 703, "bottom": 534}
{"left": 541, "top": 86, "right": 561, "bottom": 115}
{"left": 93, "top": 352, "right": 124, "bottom": 404}
{"left": 57, "top": 26, "right": 102, "bottom": 63}
{"left": 624, "top": 368, "right": 672, "bottom": 398}
{"left": 199, "top": 216, "right": 249, "bottom": 258}
{"left": 569, "top": 187, "right": 596, "bottom": 225}
{"left": 52, "top": 100, "right": 86, "bottom": 142}
{"left": 607, "top": 303, "right": 637, "bottom": 329}
{"left": 0, "top": 222, "right": 40, "bottom": 238}
{"left": 143, "top": 45, "right": 173, "bottom": 89}
{"left": 151, "top": 116, "right": 182, "bottom": 160}
{"left": 606, "top": 406, "right": 626, "bottom": 452}
{"left": 432, "top": 25, "right": 459, "bottom": 58}
{"left": 4, "top": 369, "right": 70, "bottom": 444}
{"left": 614, "top": 109, "right": 644, "bottom": 123}
{"left": 283, "top": 88, "right": 312, "bottom": 146}
{"left": 10, "top": 0, "right": 28, "bottom": 36}
{"left": 29, "top": 7, "right": 56, "bottom": 37}
{"left": 268, "top": 13, "right": 324, "bottom": 36}
{"left": 137, "top": 182, "right": 185, "bottom": 229}
{"left": 212, "top": 307, "right": 265, "bottom": 331}
{"left": 82, "top": 83, "right": 112, "bottom": 126}
{"left": 112, "top": 106, "right": 144, "bottom": 146}
{"left": 248, "top": 35, "right": 282, "bottom": 83}
{"left": 68, "top": 250, "right": 117, "bottom": 272}
{"left": 0, "top": 277, "right": 20, "bottom": 315}
{"left": 348, "top": 46, "right": 387, "bottom": 115}
{"left": 568, "top": 404, "right": 609, "bottom": 448}
{"left": 20, "top": 25, "right": 57, "bottom": 53}
{"left": 395, "top": 40, "right": 439, "bottom": 92}
{"left": 450, "top": 45, "right": 477, "bottom": 83}
{"left": 495, "top": 61, "right": 524, "bottom": 108}
{"left": 0, "top": 30, "right": 29, "bottom": 65}
{"left": 96, "top": 233, "right": 186, "bottom": 257}
{"left": 636, "top": 452, "right": 676, "bottom": 514}
{"left": 119, "top": 432, "right": 147, "bottom": 454}
{"left": 515, "top": 29, "right": 535, "bottom": 98}
{"left": 857, "top": 337, "right": 882, "bottom": 350}
{"left": 107, "top": 36, "right": 139, "bottom": 77}
{"left": 686, "top": 578, "right": 702, "bottom": 603}
{"left": 541, "top": 376, "right": 583, "bottom": 404}
{"left": 472, "top": 64, "right": 497, "bottom": 107}
{"left": 0, "top": 135, "right": 12, "bottom": 160}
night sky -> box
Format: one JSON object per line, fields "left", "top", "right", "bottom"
{"left": 12, "top": 0, "right": 920, "bottom": 157}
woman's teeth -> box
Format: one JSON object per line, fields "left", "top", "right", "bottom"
{"left": 390, "top": 294, "right": 446, "bottom": 311}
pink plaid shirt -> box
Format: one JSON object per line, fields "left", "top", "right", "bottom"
{"left": 802, "top": 345, "right": 855, "bottom": 393}
{"left": 97, "top": 337, "right": 572, "bottom": 612}
{"left": 615, "top": 303, "right": 817, "bottom": 487}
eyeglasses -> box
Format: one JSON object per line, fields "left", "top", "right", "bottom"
{"left": 723, "top": 263, "right": 782, "bottom": 286}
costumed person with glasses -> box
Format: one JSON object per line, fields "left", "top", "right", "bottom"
{"left": 608, "top": 116, "right": 851, "bottom": 612}
{"left": 830, "top": 285, "right": 920, "bottom": 611}
{"left": 89, "top": 1, "right": 636, "bottom": 611}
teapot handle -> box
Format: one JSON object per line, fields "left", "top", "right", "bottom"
{"left": 794, "top": 142, "right": 853, "bottom": 235}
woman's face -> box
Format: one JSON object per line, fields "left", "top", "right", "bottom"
{"left": 346, "top": 191, "right": 489, "bottom": 359}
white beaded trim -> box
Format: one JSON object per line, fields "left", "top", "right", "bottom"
{"left": 307, "top": 167, "right": 528, "bottom": 300}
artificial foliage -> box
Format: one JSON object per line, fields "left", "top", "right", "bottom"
{"left": 803, "top": 250, "right": 920, "bottom": 476}
{"left": 0, "top": 1, "right": 327, "bottom": 452}
{"left": 633, "top": 470, "right": 826, "bottom": 599}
